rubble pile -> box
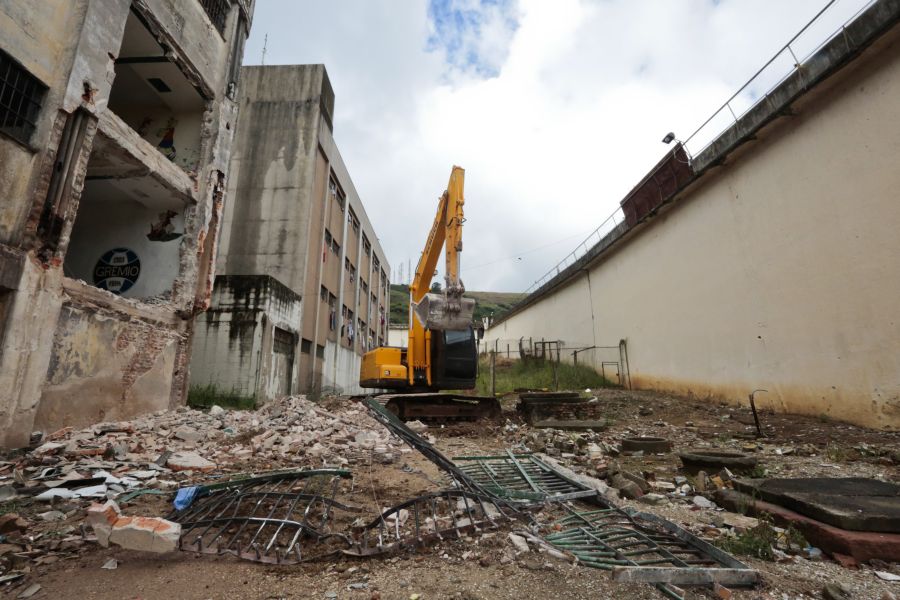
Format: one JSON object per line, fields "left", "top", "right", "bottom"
{"left": 0, "top": 395, "right": 404, "bottom": 584}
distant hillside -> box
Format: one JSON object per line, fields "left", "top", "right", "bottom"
{"left": 389, "top": 284, "right": 524, "bottom": 326}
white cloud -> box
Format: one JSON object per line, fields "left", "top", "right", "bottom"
{"left": 243, "top": 0, "right": 870, "bottom": 291}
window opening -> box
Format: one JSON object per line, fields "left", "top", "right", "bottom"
{"left": 0, "top": 49, "right": 47, "bottom": 145}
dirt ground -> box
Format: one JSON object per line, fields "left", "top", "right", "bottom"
{"left": 5, "top": 388, "right": 900, "bottom": 600}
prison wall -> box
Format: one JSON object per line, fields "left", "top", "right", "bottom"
{"left": 486, "top": 21, "right": 900, "bottom": 429}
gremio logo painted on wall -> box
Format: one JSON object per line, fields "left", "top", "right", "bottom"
{"left": 93, "top": 248, "right": 141, "bottom": 294}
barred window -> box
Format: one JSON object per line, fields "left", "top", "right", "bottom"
{"left": 0, "top": 50, "right": 47, "bottom": 145}
{"left": 199, "top": 0, "right": 229, "bottom": 36}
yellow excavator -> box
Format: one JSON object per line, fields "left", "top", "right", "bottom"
{"left": 359, "top": 166, "right": 500, "bottom": 421}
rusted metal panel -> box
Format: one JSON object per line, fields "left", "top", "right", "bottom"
{"left": 620, "top": 143, "right": 694, "bottom": 228}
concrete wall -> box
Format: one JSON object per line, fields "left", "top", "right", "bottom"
{"left": 204, "top": 64, "right": 391, "bottom": 397}
{"left": 388, "top": 326, "right": 409, "bottom": 348}
{"left": 218, "top": 65, "right": 323, "bottom": 293}
{"left": 190, "top": 275, "right": 301, "bottom": 402}
{"left": 322, "top": 339, "right": 363, "bottom": 395}
{"left": 486, "top": 16, "right": 900, "bottom": 429}
{"left": 35, "top": 298, "right": 181, "bottom": 429}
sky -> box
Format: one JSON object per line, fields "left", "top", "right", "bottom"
{"left": 242, "top": 0, "right": 871, "bottom": 292}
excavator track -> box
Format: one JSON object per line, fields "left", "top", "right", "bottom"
{"left": 373, "top": 393, "right": 501, "bottom": 423}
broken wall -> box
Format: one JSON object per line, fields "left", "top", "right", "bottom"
{"left": 0, "top": 0, "right": 253, "bottom": 446}
{"left": 34, "top": 292, "right": 182, "bottom": 430}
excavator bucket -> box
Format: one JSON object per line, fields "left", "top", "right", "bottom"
{"left": 413, "top": 292, "right": 476, "bottom": 331}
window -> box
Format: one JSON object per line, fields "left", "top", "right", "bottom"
{"left": 362, "top": 235, "right": 371, "bottom": 256}
{"left": 361, "top": 279, "right": 368, "bottom": 295}
{"left": 332, "top": 238, "right": 341, "bottom": 255}
{"left": 373, "top": 256, "right": 380, "bottom": 271}
{"left": 301, "top": 338, "right": 312, "bottom": 354}
{"left": 273, "top": 328, "right": 295, "bottom": 355}
{"left": 316, "top": 344, "right": 325, "bottom": 359}
{"left": 199, "top": 0, "right": 230, "bottom": 35}
{"left": 320, "top": 285, "right": 328, "bottom": 302}
{"left": 329, "top": 174, "right": 345, "bottom": 212}
{"left": 325, "top": 229, "right": 332, "bottom": 245}
{"left": 0, "top": 50, "right": 47, "bottom": 145}
{"left": 381, "top": 269, "right": 387, "bottom": 288}
{"left": 348, "top": 208, "right": 360, "bottom": 234}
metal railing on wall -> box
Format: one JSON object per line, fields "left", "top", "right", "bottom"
{"left": 522, "top": 0, "right": 875, "bottom": 297}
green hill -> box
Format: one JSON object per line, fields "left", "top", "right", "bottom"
{"left": 389, "top": 284, "right": 524, "bottom": 326}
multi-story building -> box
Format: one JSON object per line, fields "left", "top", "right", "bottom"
{"left": 190, "top": 65, "right": 391, "bottom": 399}
{"left": 0, "top": 0, "right": 253, "bottom": 447}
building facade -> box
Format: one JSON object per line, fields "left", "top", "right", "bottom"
{"left": 0, "top": 0, "right": 253, "bottom": 447}
{"left": 190, "top": 65, "right": 391, "bottom": 399}
{"left": 484, "top": 1, "right": 900, "bottom": 429}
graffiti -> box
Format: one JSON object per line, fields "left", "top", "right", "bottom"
{"left": 93, "top": 248, "right": 141, "bottom": 294}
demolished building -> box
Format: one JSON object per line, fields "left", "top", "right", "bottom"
{"left": 189, "top": 65, "right": 392, "bottom": 399}
{"left": 0, "top": 0, "right": 254, "bottom": 447}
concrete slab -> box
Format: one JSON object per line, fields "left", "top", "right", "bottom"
{"left": 733, "top": 478, "right": 900, "bottom": 533}
{"left": 716, "top": 489, "right": 900, "bottom": 564}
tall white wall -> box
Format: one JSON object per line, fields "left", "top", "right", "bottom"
{"left": 486, "top": 35, "right": 900, "bottom": 429}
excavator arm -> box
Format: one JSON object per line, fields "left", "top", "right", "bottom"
{"left": 407, "top": 166, "right": 475, "bottom": 385}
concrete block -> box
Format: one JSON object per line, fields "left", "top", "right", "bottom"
{"left": 86, "top": 500, "right": 121, "bottom": 547}
{"left": 166, "top": 451, "right": 216, "bottom": 472}
{"left": 108, "top": 516, "right": 181, "bottom": 553}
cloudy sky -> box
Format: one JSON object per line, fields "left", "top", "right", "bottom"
{"left": 243, "top": 0, "right": 869, "bottom": 292}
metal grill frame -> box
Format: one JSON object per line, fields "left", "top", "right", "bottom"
{"left": 170, "top": 469, "right": 355, "bottom": 564}
{"left": 543, "top": 505, "right": 758, "bottom": 597}
{"left": 345, "top": 489, "right": 514, "bottom": 557}
{"left": 0, "top": 50, "right": 47, "bottom": 145}
{"left": 452, "top": 451, "right": 599, "bottom": 502}
{"left": 199, "top": 0, "right": 230, "bottom": 35}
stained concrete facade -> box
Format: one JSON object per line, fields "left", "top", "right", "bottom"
{"left": 485, "top": 0, "right": 900, "bottom": 429}
{"left": 0, "top": 0, "right": 253, "bottom": 447}
{"left": 190, "top": 65, "right": 391, "bottom": 399}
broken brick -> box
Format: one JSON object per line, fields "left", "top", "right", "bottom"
{"left": 86, "top": 500, "right": 121, "bottom": 547}
{"left": 108, "top": 516, "right": 181, "bottom": 553}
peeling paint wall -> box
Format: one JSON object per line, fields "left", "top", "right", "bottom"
{"left": 35, "top": 301, "right": 181, "bottom": 430}
{"left": 190, "top": 275, "right": 301, "bottom": 402}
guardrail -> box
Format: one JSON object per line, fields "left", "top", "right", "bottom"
{"left": 522, "top": 0, "right": 875, "bottom": 296}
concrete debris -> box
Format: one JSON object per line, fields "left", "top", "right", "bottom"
{"left": 87, "top": 500, "right": 122, "bottom": 547}
{"left": 638, "top": 493, "right": 669, "bottom": 506}
{"left": 16, "top": 583, "right": 41, "bottom": 599}
{"left": 107, "top": 516, "right": 181, "bottom": 553}
{"left": 693, "top": 495, "right": 717, "bottom": 509}
{"left": 167, "top": 451, "right": 216, "bottom": 472}
{"left": 507, "top": 533, "right": 530, "bottom": 554}
{"left": 406, "top": 420, "right": 428, "bottom": 433}
{"left": 822, "top": 581, "right": 853, "bottom": 600}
